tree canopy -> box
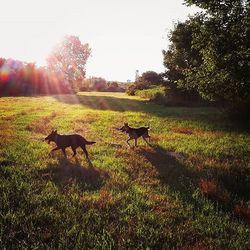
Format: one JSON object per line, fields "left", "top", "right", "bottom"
{"left": 47, "top": 35, "right": 91, "bottom": 92}
{"left": 163, "top": 16, "right": 203, "bottom": 85}
{"left": 138, "top": 71, "right": 163, "bottom": 85}
{"left": 164, "top": 0, "right": 250, "bottom": 118}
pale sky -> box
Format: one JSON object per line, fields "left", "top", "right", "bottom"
{"left": 0, "top": 0, "right": 199, "bottom": 82}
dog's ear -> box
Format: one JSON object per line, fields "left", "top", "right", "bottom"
{"left": 54, "top": 129, "right": 57, "bottom": 133}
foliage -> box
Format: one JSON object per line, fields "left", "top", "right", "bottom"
{"left": 137, "top": 71, "right": 163, "bottom": 85}
{"left": 0, "top": 92, "right": 249, "bottom": 248}
{"left": 126, "top": 83, "right": 140, "bottom": 96}
{"left": 181, "top": 0, "right": 250, "bottom": 119}
{"left": 80, "top": 78, "right": 125, "bottom": 92}
{"left": 126, "top": 71, "right": 163, "bottom": 96}
{"left": 163, "top": 16, "right": 203, "bottom": 85}
{"left": 163, "top": 16, "right": 207, "bottom": 106}
{"left": 135, "top": 86, "right": 166, "bottom": 103}
{"left": 47, "top": 35, "right": 91, "bottom": 92}
{"left": 0, "top": 58, "right": 71, "bottom": 96}
{"left": 106, "top": 81, "right": 121, "bottom": 92}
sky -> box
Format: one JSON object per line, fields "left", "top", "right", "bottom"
{"left": 0, "top": 0, "right": 199, "bottom": 82}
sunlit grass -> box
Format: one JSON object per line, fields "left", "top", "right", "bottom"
{"left": 0, "top": 92, "right": 249, "bottom": 249}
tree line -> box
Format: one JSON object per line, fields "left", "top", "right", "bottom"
{"left": 0, "top": 0, "right": 249, "bottom": 119}
{"left": 0, "top": 58, "right": 71, "bottom": 96}
{"left": 128, "top": 0, "right": 249, "bottom": 120}
{"left": 0, "top": 36, "right": 124, "bottom": 96}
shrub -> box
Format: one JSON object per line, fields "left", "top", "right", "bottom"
{"left": 126, "top": 83, "right": 137, "bottom": 96}
{"left": 135, "top": 86, "right": 166, "bottom": 104}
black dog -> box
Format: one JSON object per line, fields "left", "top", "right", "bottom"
{"left": 118, "top": 123, "right": 150, "bottom": 147}
{"left": 45, "top": 130, "right": 95, "bottom": 160}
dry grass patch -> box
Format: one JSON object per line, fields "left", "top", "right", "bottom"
{"left": 186, "top": 240, "right": 209, "bottom": 250}
{"left": 172, "top": 127, "right": 225, "bottom": 140}
{"left": 200, "top": 130, "right": 225, "bottom": 139}
{"left": 104, "top": 174, "right": 129, "bottom": 192}
{"left": 172, "top": 127, "right": 194, "bottom": 135}
{"left": 185, "top": 154, "right": 245, "bottom": 172}
{"left": 75, "top": 113, "right": 100, "bottom": 124}
{"left": 234, "top": 202, "right": 250, "bottom": 222}
{"left": 0, "top": 120, "right": 16, "bottom": 145}
{"left": 199, "top": 178, "right": 230, "bottom": 203}
{"left": 145, "top": 192, "right": 179, "bottom": 214}
{"left": 73, "top": 113, "right": 100, "bottom": 134}
{"left": 26, "top": 112, "right": 57, "bottom": 134}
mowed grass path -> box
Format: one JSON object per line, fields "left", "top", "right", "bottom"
{"left": 0, "top": 92, "right": 249, "bottom": 249}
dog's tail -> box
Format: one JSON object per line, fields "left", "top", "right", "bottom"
{"left": 86, "top": 141, "right": 96, "bottom": 145}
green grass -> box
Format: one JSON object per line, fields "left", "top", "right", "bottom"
{"left": 0, "top": 92, "right": 249, "bottom": 249}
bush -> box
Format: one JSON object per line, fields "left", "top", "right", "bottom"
{"left": 126, "top": 83, "right": 137, "bottom": 96}
{"left": 135, "top": 86, "right": 166, "bottom": 104}
{"left": 164, "top": 86, "right": 208, "bottom": 106}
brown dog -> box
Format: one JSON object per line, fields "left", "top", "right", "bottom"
{"left": 118, "top": 123, "right": 150, "bottom": 147}
{"left": 45, "top": 130, "right": 95, "bottom": 160}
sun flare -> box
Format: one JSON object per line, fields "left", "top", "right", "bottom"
{"left": 0, "top": 0, "right": 199, "bottom": 82}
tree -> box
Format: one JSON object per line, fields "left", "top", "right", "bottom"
{"left": 181, "top": 0, "right": 250, "bottom": 118}
{"left": 162, "top": 16, "right": 205, "bottom": 105}
{"left": 138, "top": 71, "right": 163, "bottom": 85}
{"left": 0, "top": 58, "right": 71, "bottom": 96}
{"left": 106, "top": 81, "right": 119, "bottom": 91}
{"left": 47, "top": 35, "right": 91, "bottom": 92}
{"left": 163, "top": 16, "right": 203, "bottom": 85}
{"left": 126, "top": 71, "right": 164, "bottom": 96}
{"left": 81, "top": 77, "right": 107, "bottom": 91}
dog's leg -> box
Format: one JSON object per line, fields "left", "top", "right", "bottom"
{"left": 142, "top": 135, "right": 150, "bottom": 145}
{"left": 81, "top": 145, "right": 89, "bottom": 160}
{"left": 135, "top": 138, "right": 138, "bottom": 147}
{"left": 71, "top": 146, "right": 77, "bottom": 157}
{"left": 148, "top": 135, "right": 151, "bottom": 142}
{"left": 145, "top": 132, "right": 151, "bottom": 142}
{"left": 61, "top": 148, "right": 67, "bottom": 158}
{"left": 126, "top": 138, "right": 132, "bottom": 147}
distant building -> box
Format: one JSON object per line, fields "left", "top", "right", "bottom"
{"left": 135, "top": 70, "right": 139, "bottom": 81}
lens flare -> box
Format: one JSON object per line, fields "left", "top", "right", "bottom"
{"left": 0, "top": 67, "right": 10, "bottom": 83}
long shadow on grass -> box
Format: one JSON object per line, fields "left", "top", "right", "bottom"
{"left": 54, "top": 94, "right": 249, "bottom": 133}
{"left": 54, "top": 94, "right": 148, "bottom": 113}
{"left": 140, "top": 145, "right": 250, "bottom": 218}
{"left": 37, "top": 157, "right": 109, "bottom": 192}
{"left": 139, "top": 145, "right": 199, "bottom": 204}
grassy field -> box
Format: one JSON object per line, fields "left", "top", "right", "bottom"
{"left": 0, "top": 92, "right": 249, "bottom": 249}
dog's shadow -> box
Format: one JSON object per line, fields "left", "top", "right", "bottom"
{"left": 139, "top": 144, "right": 199, "bottom": 203}
{"left": 37, "top": 157, "right": 109, "bottom": 192}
